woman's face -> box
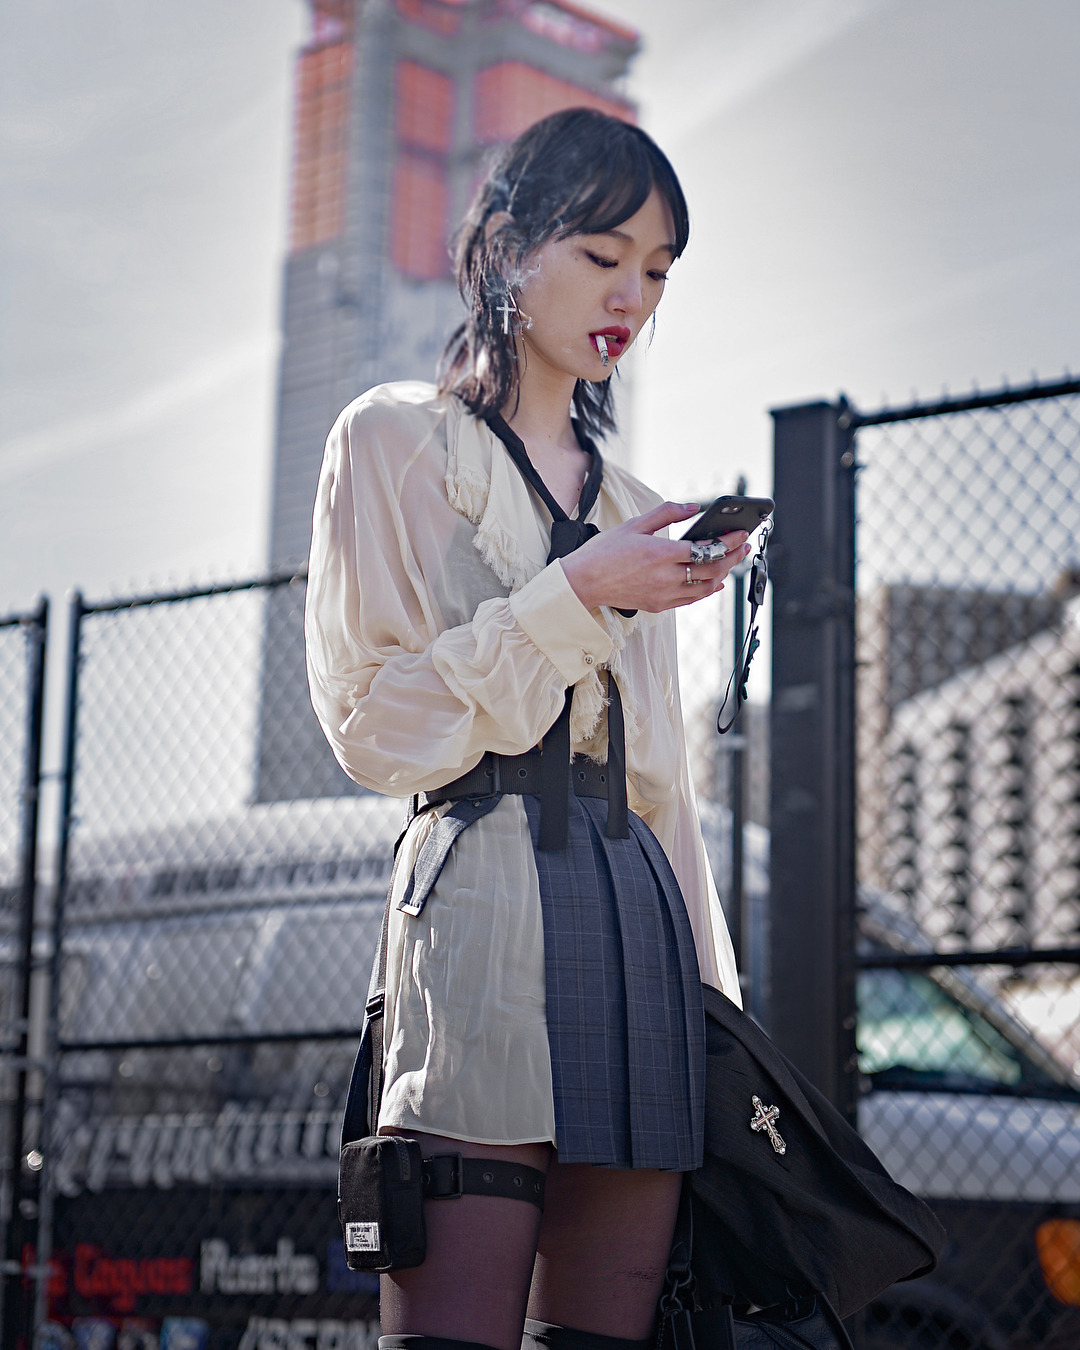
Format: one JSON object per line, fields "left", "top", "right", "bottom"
{"left": 513, "top": 186, "right": 676, "bottom": 388}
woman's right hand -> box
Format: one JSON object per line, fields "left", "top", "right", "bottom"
{"left": 560, "top": 502, "right": 751, "bottom": 614}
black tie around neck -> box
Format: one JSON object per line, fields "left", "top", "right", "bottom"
{"left": 486, "top": 414, "right": 629, "bottom": 850}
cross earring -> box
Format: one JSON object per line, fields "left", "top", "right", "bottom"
{"left": 496, "top": 289, "right": 519, "bottom": 335}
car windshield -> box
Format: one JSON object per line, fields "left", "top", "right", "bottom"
{"left": 857, "top": 967, "right": 1067, "bottom": 1095}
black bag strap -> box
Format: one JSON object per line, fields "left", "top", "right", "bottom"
{"left": 340, "top": 896, "right": 392, "bottom": 1148}
{"left": 341, "top": 798, "right": 508, "bottom": 1145}
{"left": 341, "top": 817, "right": 414, "bottom": 1147}
{"left": 659, "top": 1180, "right": 698, "bottom": 1318}
{"left": 658, "top": 1179, "right": 855, "bottom": 1350}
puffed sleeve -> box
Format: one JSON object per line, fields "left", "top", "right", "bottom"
{"left": 304, "top": 393, "right": 616, "bottom": 796}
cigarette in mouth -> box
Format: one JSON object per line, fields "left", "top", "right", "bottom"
{"left": 596, "top": 334, "right": 609, "bottom": 366}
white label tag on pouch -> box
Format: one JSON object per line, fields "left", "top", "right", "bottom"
{"left": 345, "top": 1221, "right": 380, "bottom": 1252}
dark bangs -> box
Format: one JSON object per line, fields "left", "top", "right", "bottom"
{"left": 511, "top": 114, "right": 690, "bottom": 260}
{"left": 439, "top": 108, "right": 690, "bottom": 440}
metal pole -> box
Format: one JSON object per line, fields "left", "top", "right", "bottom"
{"left": 32, "top": 592, "right": 85, "bottom": 1338}
{"left": 768, "top": 401, "right": 858, "bottom": 1119}
{"left": 1, "top": 599, "right": 47, "bottom": 1349}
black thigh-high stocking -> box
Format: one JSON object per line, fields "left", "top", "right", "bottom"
{"left": 378, "top": 1132, "right": 550, "bottom": 1350}
{"left": 521, "top": 1322, "right": 653, "bottom": 1350}
{"left": 380, "top": 1338, "right": 502, "bottom": 1350}
{"left": 526, "top": 1160, "right": 681, "bottom": 1339}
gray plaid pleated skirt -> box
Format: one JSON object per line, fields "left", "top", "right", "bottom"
{"left": 521, "top": 793, "right": 705, "bottom": 1172}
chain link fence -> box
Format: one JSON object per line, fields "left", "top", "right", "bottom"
{"left": 35, "top": 578, "right": 402, "bottom": 1348}
{"left": 22, "top": 567, "right": 749, "bottom": 1348}
{"left": 28, "top": 373, "right": 1080, "bottom": 1348}
{"left": 850, "top": 380, "right": 1080, "bottom": 1349}
{"left": 0, "top": 601, "right": 47, "bottom": 1348}
{"left": 0, "top": 612, "right": 31, "bottom": 1165}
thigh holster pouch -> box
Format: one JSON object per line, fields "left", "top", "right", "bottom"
{"left": 339, "top": 1137, "right": 546, "bottom": 1273}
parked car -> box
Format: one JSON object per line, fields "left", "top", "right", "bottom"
{"left": 856, "top": 893, "right": 1080, "bottom": 1349}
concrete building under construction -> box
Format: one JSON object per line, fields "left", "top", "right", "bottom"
{"left": 257, "top": 0, "right": 640, "bottom": 800}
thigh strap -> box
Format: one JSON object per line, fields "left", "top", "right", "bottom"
{"left": 422, "top": 1153, "right": 546, "bottom": 1211}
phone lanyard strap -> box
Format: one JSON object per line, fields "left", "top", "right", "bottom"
{"left": 716, "top": 521, "right": 771, "bottom": 736}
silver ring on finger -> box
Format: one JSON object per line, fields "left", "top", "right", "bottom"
{"left": 685, "top": 564, "right": 703, "bottom": 586}
{"left": 689, "top": 539, "right": 728, "bottom": 565}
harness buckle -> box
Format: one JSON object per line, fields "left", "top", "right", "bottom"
{"left": 423, "top": 1152, "right": 464, "bottom": 1199}
{"left": 482, "top": 754, "right": 503, "bottom": 797}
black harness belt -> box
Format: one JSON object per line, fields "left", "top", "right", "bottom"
{"left": 399, "top": 750, "right": 622, "bottom": 919}
{"left": 422, "top": 1153, "right": 546, "bottom": 1210}
{"left": 484, "top": 414, "right": 630, "bottom": 851}
{"left": 423, "top": 747, "right": 612, "bottom": 805}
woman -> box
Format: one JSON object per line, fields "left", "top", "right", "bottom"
{"left": 306, "top": 109, "right": 748, "bottom": 1350}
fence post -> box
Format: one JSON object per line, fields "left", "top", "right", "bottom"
{"left": 768, "top": 400, "right": 858, "bottom": 1119}
{"left": 1, "top": 599, "right": 47, "bottom": 1349}
{"left": 31, "top": 591, "right": 85, "bottom": 1339}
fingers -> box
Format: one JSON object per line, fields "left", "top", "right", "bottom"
{"left": 631, "top": 501, "right": 703, "bottom": 535}
{"left": 686, "top": 530, "right": 749, "bottom": 566}
{"left": 685, "top": 534, "right": 750, "bottom": 575}
{"left": 561, "top": 510, "right": 753, "bottom": 614}
{"left": 677, "top": 536, "right": 752, "bottom": 604}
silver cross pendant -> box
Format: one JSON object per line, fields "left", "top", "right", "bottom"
{"left": 750, "top": 1094, "right": 787, "bottom": 1155}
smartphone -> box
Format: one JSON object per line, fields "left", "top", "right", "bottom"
{"left": 681, "top": 494, "right": 774, "bottom": 542}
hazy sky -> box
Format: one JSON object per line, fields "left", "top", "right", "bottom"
{"left": 2, "top": 0, "right": 1080, "bottom": 613}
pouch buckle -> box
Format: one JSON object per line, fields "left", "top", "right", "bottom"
{"left": 422, "top": 1152, "right": 464, "bottom": 1199}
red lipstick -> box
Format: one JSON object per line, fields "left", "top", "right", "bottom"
{"left": 591, "top": 327, "right": 631, "bottom": 366}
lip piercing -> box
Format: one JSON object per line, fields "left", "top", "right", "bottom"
{"left": 596, "top": 334, "right": 609, "bottom": 366}
{"left": 689, "top": 540, "right": 728, "bottom": 565}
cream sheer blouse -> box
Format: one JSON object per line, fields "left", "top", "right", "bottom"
{"left": 306, "top": 382, "right": 740, "bottom": 1145}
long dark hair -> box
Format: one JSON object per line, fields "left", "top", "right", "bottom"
{"left": 439, "top": 108, "right": 690, "bottom": 440}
